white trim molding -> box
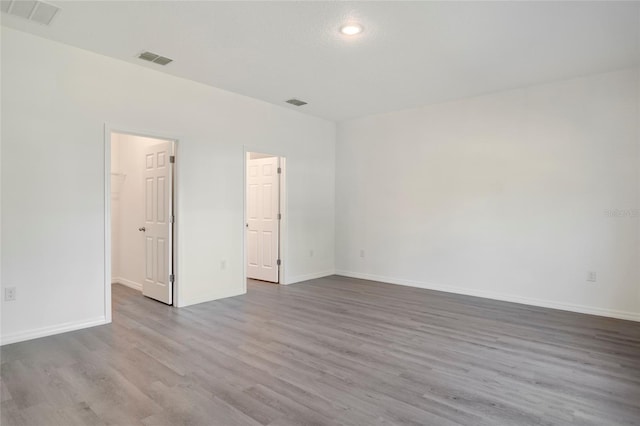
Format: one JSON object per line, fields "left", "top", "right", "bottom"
{"left": 284, "top": 271, "right": 335, "bottom": 285}
{"left": 105, "top": 124, "right": 180, "bottom": 309}
{"left": 178, "top": 289, "right": 246, "bottom": 308}
{"left": 1, "top": 317, "right": 108, "bottom": 346}
{"left": 335, "top": 271, "right": 640, "bottom": 322}
{"left": 112, "top": 277, "right": 143, "bottom": 292}
{"left": 242, "top": 147, "right": 288, "bottom": 290}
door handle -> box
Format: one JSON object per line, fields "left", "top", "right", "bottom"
{"left": 138, "top": 227, "right": 146, "bottom": 232}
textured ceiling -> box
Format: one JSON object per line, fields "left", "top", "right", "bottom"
{"left": 2, "top": 1, "right": 639, "bottom": 121}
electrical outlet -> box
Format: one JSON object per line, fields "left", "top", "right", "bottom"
{"left": 4, "top": 287, "right": 16, "bottom": 302}
{"left": 587, "top": 271, "right": 597, "bottom": 282}
{"left": 360, "top": 249, "right": 365, "bottom": 258}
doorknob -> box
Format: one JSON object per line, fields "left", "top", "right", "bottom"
{"left": 138, "top": 227, "right": 146, "bottom": 232}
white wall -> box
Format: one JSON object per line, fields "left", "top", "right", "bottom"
{"left": 336, "top": 68, "right": 640, "bottom": 320}
{"left": 1, "top": 28, "right": 336, "bottom": 344}
{"left": 2, "top": 27, "right": 637, "bottom": 347}
{"left": 111, "top": 133, "right": 163, "bottom": 290}
{"left": 110, "top": 136, "right": 121, "bottom": 279}
{"left": 249, "top": 152, "right": 276, "bottom": 160}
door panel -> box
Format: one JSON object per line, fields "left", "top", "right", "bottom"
{"left": 157, "top": 177, "right": 166, "bottom": 222}
{"left": 142, "top": 141, "right": 173, "bottom": 304}
{"left": 262, "top": 231, "right": 273, "bottom": 267}
{"left": 157, "top": 238, "right": 167, "bottom": 285}
{"left": 246, "top": 156, "right": 279, "bottom": 283}
{"left": 145, "top": 178, "right": 154, "bottom": 221}
{"left": 263, "top": 184, "right": 273, "bottom": 218}
{"left": 145, "top": 237, "right": 153, "bottom": 281}
{"left": 248, "top": 184, "right": 258, "bottom": 219}
{"left": 248, "top": 230, "right": 259, "bottom": 266}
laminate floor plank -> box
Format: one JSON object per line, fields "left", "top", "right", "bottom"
{"left": 1, "top": 276, "right": 639, "bottom": 425}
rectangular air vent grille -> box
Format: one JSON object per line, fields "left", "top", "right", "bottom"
{"left": 138, "top": 51, "right": 173, "bottom": 66}
{"left": 0, "top": 0, "right": 60, "bottom": 25}
{"left": 286, "top": 98, "right": 308, "bottom": 107}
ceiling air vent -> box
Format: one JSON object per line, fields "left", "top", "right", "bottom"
{"left": 0, "top": 0, "right": 60, "bottom": 25}
{"left": 138, "top": 51, "right": 173, "bottom": 66}
{"left": 286, "top": 98, "right": 308, "bottom": 107}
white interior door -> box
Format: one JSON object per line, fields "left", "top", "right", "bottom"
{"left": 142, "top": 141, "right": 173, "bottom": 304}
{"left": 247, "top": 156, "right": 280, "bottom": 282}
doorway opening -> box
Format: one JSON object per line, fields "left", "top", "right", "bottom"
{"left": 108, "top": 130, "right": 177, "bottom": 307}
{"left": 245, "top": 151, "right": 286, "bottom": 288}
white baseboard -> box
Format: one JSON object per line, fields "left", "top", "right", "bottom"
{"left": 178, "top": 289, "right": 246, "bottom": 308}
{"left": 335, "top": 270, "right": 640, "bottom": 322}
{"left": 112, "top": 277, "right": 142, "bottom": 291}
{"left": 1, "top": 316, "right": 109, "bottom": 346}
{"left": 284, "top": 270, "right": 335, "bottom": 285}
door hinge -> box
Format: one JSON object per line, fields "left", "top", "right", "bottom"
{"left": 277, "top": 167, "right": 281, "bottom": 174}
{"left": 277, "top": 213, "right": 281, "bottom": 220}
{"left": 277, "top": 259, "right": 281, "bottom": 266}
{"left": 170, "top": 215, "right": 175, "bottom": 224}
{"left": 169, "top": 274, "right": 175, "bottom": 283}
{"left": 170, "top": 155, "right": 175, "bottom": 163}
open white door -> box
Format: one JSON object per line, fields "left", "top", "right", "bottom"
{"left": 141, "top": 141, "right": 173, "bottom": 304}
{"left": 247, "top": 156, "right": 280, "bottom": 283}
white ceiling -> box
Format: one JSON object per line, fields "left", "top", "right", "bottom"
{"left": 2, "top": 1, "right": 639, "bottom": 121}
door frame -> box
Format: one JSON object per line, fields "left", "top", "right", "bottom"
{"left": 104, "top": 124, "right": 180, "bottom": 322}
{"left": 243, "top": 147, "right": 287, "bottom": 291}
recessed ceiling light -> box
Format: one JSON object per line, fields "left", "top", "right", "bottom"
{"left": 340, "top": 23, "right": 363, "bottom": 36}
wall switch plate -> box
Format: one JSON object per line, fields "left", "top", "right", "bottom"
{"left": 220, "top": 260, "right": 227, "bottom": 270}
{"left": 4, "top": 287, "right": 16, "bottom": 302}
{"left": 309, "top": 249, "right": 314, "bottom": 257}
{"left": 587, "top": 271, "right": 597, "bottom": 282}
{"left": 360, "top": 249, "right": 365, "bottom": 258}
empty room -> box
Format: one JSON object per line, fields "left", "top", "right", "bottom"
{"left": 1, "top": 1, "right": 639, "bottom": 425}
